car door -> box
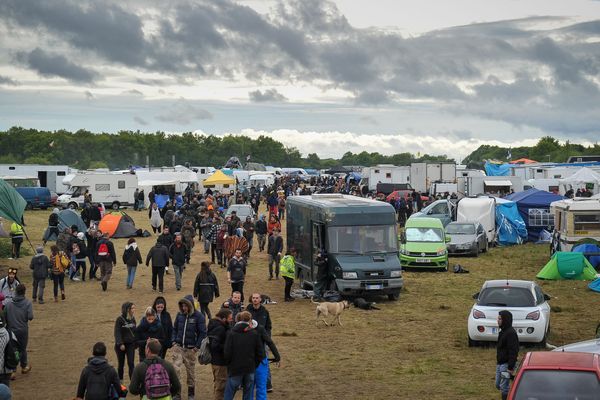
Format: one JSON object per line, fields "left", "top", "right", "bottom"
{"left": 534, "top": 285, "right": 551, "bottom": 330}
{"left": 476, "top": 224, "right": 486, "bottom": 251}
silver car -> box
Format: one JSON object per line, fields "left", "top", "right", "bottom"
{"left": 225, "top": 204, "right": 256, "bottom": 221}
{"left": 446, "top": 221, "right": 487, "bottom": 256}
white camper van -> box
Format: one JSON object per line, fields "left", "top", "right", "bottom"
{"left": 360, "top": 165, "right": 410, "bottom": 192}
{"left": 457, "top": 197, "right": 496, "bottom": 244}
{"left": 58, "top": 172, "right": 138, "bottom": 209}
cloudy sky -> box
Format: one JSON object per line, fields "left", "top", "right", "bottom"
{"left": 1, "top": 0, "right": 600, "bottom": 161}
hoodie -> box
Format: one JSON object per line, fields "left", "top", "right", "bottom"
{"left": 76, "top": 356, "right": 122, "bottom": 400}
{"left": 207, "top": 318, "right": 230, "bottom": 366}
{"left": 146, "top": 242, "right": 170, "bottom": 268}
{"left": 172, "top": 295, "right": 206, "bottom": 349}
{"left": 122, "top": 242, "right": 142, "bottom": 267}
{"left": 5, "top": 295, "right": 33, "bottom": 334}
{"left": 114, "top": 302, "right": 136, "bottom": 346}
{"left": 30, "top": 253, "right": 51, "bottom": 280}
{"left": 152, "top": 297, "right": 173, "bottom": 349}
{"left": 135, "top": 317, "right": 165, "bottom": 349}
{"left": 255, "top": 217, "right": 267, "bottom": 235}
{"left": 496, "top": 310, "right": 519, "bottom": 370}
{"left": 224, "top": 321, "right": 264, "bottom": 377}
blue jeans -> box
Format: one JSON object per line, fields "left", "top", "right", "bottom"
{"left": 495, "top": 363, "right": 510, "bottom": 395}
{"left": 126, "top": 266, "right": 136, "bottom": 287}
{"left": 254, "top": 358, "right": 269, "bottom": 400}
{"left": 224, "top": 373, "right": 254, "bottom": 400}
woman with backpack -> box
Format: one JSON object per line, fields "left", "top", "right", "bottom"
{"left": 123, "top": 238, "right": 143, "bottom": 289}
{"left": 50, "top": 245, "right": 68, "bottom": 302}
{"left": 193, "top": 261, "right": 220, "bottom": 320}
{"left": 152, "top": 296, "right": 173, "bottom": 359}
{"left": 114, "top": 302, "right": 136, "bottom": 381}
{"left": 135, "top": 307, "right": 165, "bottom": 363}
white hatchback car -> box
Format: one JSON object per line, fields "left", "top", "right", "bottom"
{"left": 467, "top": 280, "right": 551, "bottom": 346}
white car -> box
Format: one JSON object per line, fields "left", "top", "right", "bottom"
{"left": 467, "top": 280, "right": 551, "bottom": 346}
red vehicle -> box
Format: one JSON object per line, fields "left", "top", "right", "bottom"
{"left": 508, "top": 351, "right": 600, "bottom": 400}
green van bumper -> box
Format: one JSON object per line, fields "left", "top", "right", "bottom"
{"left": 400, "top": 254, "right": 448, "bottom": 269}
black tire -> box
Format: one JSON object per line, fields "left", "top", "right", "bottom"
{"left": 111, "top": 202, "right": 120, "bottom": 210}
{"left": 483, "top": 241, "right": 488, "bottom": 253}
{"left": 388, "top": 291, "right": 400, "bottom": 301}
{"left": 468, "top": 336, "right": 478, "bottom": 347}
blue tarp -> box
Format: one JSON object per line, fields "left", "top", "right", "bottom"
{"left": 504, "top": 188, "right": 565, "bottom": 242}
{"left": 155, "top": 194, "right": 170, "bottom": 209}
{"left": 573, "top": 243, "right": 600, "bottom": 269}
{"left": 495, "top": 198, "right": 528, "bottom": 246}
{"left": 485, "top": 162, "right": 510, "bottom": 176}
{"left": 346, "top": 172, "right": 361, "bottom": 182}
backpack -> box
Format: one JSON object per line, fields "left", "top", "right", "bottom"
{"left": 198, "top": 336, "right": 212, "bottom": 365}
{"left": 59, "top": 252, "right": 70, "bottom": 270}
{"left": 4, "top": 331, "right": 20, "bottom": 370}
{"left": 144, "top": 359, "right": 171, "bottom": 399}
{"left": 97, "top": 242, "right": 110, "bottom": 258}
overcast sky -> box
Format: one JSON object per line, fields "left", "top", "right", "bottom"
{"left": 1, "top": 0, "right": 600, "bottom": 161}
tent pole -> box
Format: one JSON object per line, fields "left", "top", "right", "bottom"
{"left": 22, "top": 228, "right": 35, "bottom": 252}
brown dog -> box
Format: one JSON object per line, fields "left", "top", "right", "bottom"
{"left": 312, "top": 299, "right": 349, "bottom": 326}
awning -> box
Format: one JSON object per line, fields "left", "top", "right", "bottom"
{"left": 484, "top": 180, "right": 513, "bottom": 186}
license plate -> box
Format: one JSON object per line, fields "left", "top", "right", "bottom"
{"left": 492, "top": 327, "right": 498, "bottom": 334}
{"left": 416, "top": 258, "right": 430, "bottom": 263}
{"left": 366, "top": 284, "right": 382, "bottom": 290}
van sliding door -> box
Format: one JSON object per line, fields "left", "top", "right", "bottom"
{"left": 311, "top": 222, "right": 325, "bottom": 282}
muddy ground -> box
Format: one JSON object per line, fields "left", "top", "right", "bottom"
{"left": 2, "top": 209, "right": 599, "bottom": 399}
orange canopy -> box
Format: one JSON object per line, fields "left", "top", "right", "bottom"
{"left": 509, "top": 158, "right": 537, "bottom": 164}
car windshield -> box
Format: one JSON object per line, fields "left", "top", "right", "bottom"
{"left": 514, "top": 370, "right": 600, "bottom": 400}
{"left": 328, "top": 225, "right": 398, "bottom": 254}
{"left": 477, "top": 286, "right": 535, "bottom": 307}
{"left": 64, "top": 186, "right": 83, "bottom": 196}
{"left": 446, "top": 224, "right": 475, "bottom": 235}
{"left": 405, "top": 227, "right": 444, "bottom": 242}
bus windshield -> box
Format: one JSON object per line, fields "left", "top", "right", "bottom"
{"left": 328, "top": 225, "right": 398, "bottom": 254}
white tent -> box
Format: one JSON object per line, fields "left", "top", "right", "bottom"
{"left": 559, "top": 167, "right": 600, "bottom": 185}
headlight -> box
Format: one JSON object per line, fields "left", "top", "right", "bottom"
{"left": 436, "top": 249, "right": 447, "bottom": 256}
{"left": 399, "top": 248, "right": 407, "bottom": 255}
{"left": 342, "top": 272, "right": 358, "bottom": 279}
{"left": 390, "top": 270, "right": 402, "bottom": 278}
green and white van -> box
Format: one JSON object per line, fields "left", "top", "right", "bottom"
{"left": 399, "top": 217, "right": 449, "bottom": 270}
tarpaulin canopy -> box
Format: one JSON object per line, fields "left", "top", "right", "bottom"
{"left": 504, "top": 188, "right": 565, "bottom": 242}
{"left": 484, "top": 161, "right": 510, "bottom": 176}
{"left": 0, "top": 178, "right": 26, "bottom": 223}
{"left": 484, "top": 180, "right": 513, "bottom": 186}
{"left": 495, "top": 198, "right": 527, "bottom": 246}
{"left": 325, "top": 166, "right": 350, "bottom": 174}
{"left": 559, "top": 167, "right": 600, "bottom": 185}
{"left": 203, "top": 170, "right": 236, "bottom": 185}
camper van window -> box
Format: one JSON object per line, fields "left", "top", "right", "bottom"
{"left": 328, "top": 225, "right": 397, "bottom": 254}
{"left": 386, "top": 173, "right": 391, "bottom": 178}
{"left": 560, "top": 211, "right": 567, "bottom": 233}
{"left": 574, "top": 214, "right": 600, "bottom": 231}
{"left": 528, "top": 209, "right": 554, "bottom": 227}
{"left": 95, "top": 184, "right": 110, "bottom": 191}
{"left": 374, "top": 169, "right": 380, "bottom": 173}
{"left": 224, "top": 184, "right": 230, "bottom": 188}
{"left": 405, "top": 228, "right": 444, "bottom": 243}
{"left": 118, "top": 180, "right": 125, "bottom": 189}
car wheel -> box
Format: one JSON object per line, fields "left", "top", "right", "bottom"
{"left": 111, "top": 202, "right": 120, "bottom": 210}
{"left": 468, "top": 336, "right": 478, "bottom": 347}
{"left": 388, "top": 291, "right": 400, "bottom": 301}
{"left": 483, "top": 241, "right": 488, "bottom": 253}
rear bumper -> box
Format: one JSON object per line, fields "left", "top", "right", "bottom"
{"left": 400, "top": 254, "right": 448, "bottom": 268}
{"left": 335, "top": 277, "right": 403, "bottom": 295}
{"left": 448, "top": 245, "right": 477, "bottom": 255}
{"left": 468, "top": 319, "right": 546, "bottom": 343}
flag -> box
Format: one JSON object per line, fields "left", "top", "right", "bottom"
{"left": 507, "top": 148, "right": 512, "bottom": 160}
{"left": 49, "top": 141, "right": 54, "bottom": 148}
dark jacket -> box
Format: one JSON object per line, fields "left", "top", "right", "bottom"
{"left": 172, "top": 296, "right": 206, "bottom": 349}
{"left": 157, "top": 232, "right": 173, "bottom": 249}
{"left": 267, "top": 235, "right": 283, "bottom": 256}
{"left": 94, "top": 238, "right": 116, "bottom": 264}
{"left": 169, "top": 242, "right": 189, "bottom": 266}
{"left": 227, "top": 257, "right": 247, "bottom": 282}
{"left": 207, "top": 318, "right": 230, "bottom": 366}
{"left": 247, "top": 304, "right": 272, "bottom": 335}
{"left": 114, "top": 302, "right": 136, "bottom": 346}
{"left": 193, "top": 270, "right": 220, "bottom": 304}
{"left": 76, "top": 356, "right": 123, "bottom": 400}
{"left": 152, "top": 297, "right": 173, "bottom": 350}
{"left": 5, "top": 295, "right": 33, "bottom": 334}
{"left": 74, "top": 238, "right": 88, "bottom": 260}
{"left": 255, "top": 220, "right": 267, "bottom": 235}
{"left": 254, "top": 324, "right": 281, "bottom": 362}
{"left": 222, "top": 299, "right": 244, "bottom": 321}
{"left": 496, "top": 310, "right": 519, "bottom": 370}
{"left": 29, "top": 253, "right": 51, "bottom": 280}
{"left": 146, "top": 243, "right": 170, "bottom": 268}
{"left": 122, "top": 244, "right": 142, "bottom": 267}
{"left": 128, "top": 356, "right": 180, "bottom": 397}
{"left": 136, "top": 317, "right": 165, "bottom": 349}
{"left": 224, "top": 321, "right": 264, "bottom": 377}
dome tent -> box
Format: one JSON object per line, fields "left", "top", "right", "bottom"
{"left": 42, "top": 209, "right": 86, "bottom": 242}
{"left": 98, "top": 212, "right": 140, "bottom": 238}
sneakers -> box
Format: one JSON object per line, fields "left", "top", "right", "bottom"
{"left": 21, "top": 365, "right": 31, "bottom": 374}
{"left": 72, "top": 277, "right": 80, "bottom": 282}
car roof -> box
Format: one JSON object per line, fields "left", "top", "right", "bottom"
{"left": 405, "top": 217, "right": 444, "bottom": 229}
{"left": 228, "top": 204, "right": 252, "bottom": 209}
{"left": 522, "top": 351, "right": 599, "bottom": 370}
{"left": 554, "top": 339, "right": 600, "bottom": 355}
{"left": 447, "top": 221, "right": 479, "bottom": 227}
{"left": 482, "top": 280, "right": 535, "bottom": 289}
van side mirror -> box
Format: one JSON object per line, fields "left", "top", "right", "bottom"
{"left": 472, "top": 292, "right": 479, "bottom": 300}
{"left": 445, "top": 235, "right": 451, "bottom": 243}
{"left": 543, "top": 293, "right": 551, "bottom": 301}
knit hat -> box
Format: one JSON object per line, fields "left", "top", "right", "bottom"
{"left": 36, "top": 246, "right": 44, "bottom": 254}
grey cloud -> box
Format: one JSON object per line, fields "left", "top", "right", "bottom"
{"left": 133, "top": 116, "right": 148, "bottom": 125}
{"left": 155, "top": 98, "right": 213, "bottom": 125}
{"left": 249, "top": 88, "right": 287, "bottom": 102}
{"left": 124, "top": 89, "right": 143, "bottom": 96}
{"left": 84, "top": 90, "right": 94, "bottom": 99}
{"left": 0, "top": 75, "right": 19, "bottom": 86}
{"left": 15, "top": 48, "right": 99, "bottom": 83}
{"left": 359, "top": 116, "right": 379, "bottom": 126}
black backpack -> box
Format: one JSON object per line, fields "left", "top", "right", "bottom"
{"left": 85, "top": 366, "right": 114, "bottom": 400}
{"left": 4, "top": 331, "right": 20, "bottom": 370}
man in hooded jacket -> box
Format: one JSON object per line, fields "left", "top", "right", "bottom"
{"left": 76, "top": 342, "right": 123, "bottom": 400}
{"left": 496, "top": 310, "right": 519, "bottom": 400}
{"left": 172, "top": 295, "right": 206, "bottom": 400}
{"left": 5, "top": 284, "right": 33, "bottom": 375}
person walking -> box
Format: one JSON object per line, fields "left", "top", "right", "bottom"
{"left": 129, "top": 339, "right": 181, "bottom": 399}
{"left": 145, "top": 240, "right": 170, "bottom": 293}
{"left": 193, "top": 261, "right": 219, "bottom": 320}
{"left": 200, "top": 212, "right": 213, "bottom": 255}
{"left": 496, "top": 310, "right": 519, "bottom": 400}
{"left": 114, "top": 302, "right": 136, "bottom": 382}
{"left": 75, "top": 342, "right": 124, "bottom": 400}
{"left": 0, "top": 269, "right": 20, "bottom": 307}
{"left": 152, "top": 296, "right": 173, "bottom": 360}
{"left": 255, "top": 215, "right": 267, "bottom": 252}
{"left": 280, "top": 249, "right": 296, "bottom": 302}
{"left": 252, "top": 319, "right": 281, "bottom": 400}
{"left": 29, "top": 246, "right": 50, "bottom": 304}
{"left": 149, "top": 203, "right": 163, "bottom": 234}
{"left": 4, "top": 284, "right": 33, "bottom": 375}
{"left": 207, "top": 309, "right": 232, "bottom": 400}
{"left": 266, "top": 214, "right": 280, "bottom": 236}
{"left": 86, "top": 227, "right": 100, "bottom": 280}
{"left": 207, "top": 218, "right": 222, "bottom": 265}
{"left": 267, "top": 229, "right": 283, "bottom": 280}
{"left": 72, "top": 232, "right": 88, "bottom": 281}
{"left": 227, "top": 249, "right": 247, "bottom": 303}
{"left": 171, "top": 296, "right": 206, "bottom": 400}
{"left": 223, "top": 311, "right": 264, "bottom": 400}
{"left": 169, "top": 234, "right": 189, "bottom": 291}
{"left": 222, "top": 292, "right": 244, "bottom": 322}
{"left": 43, "top": 208, "right": 60, "bottom": 246}
{"left": 95, "top": 231, "right": 116, "bottom": 292}
{"left": 181, "top": 220, "right": 195, "bottom": 263}
{"left": 242, "top": 216, "right": 255, "bottom": 257}
{"left": 122, "top": 238, "right": 142, "bottom": 289}
{"left": 0, "top": 317, "right": 13, "bottom": 388}
{"left": 135, "top": 307, "right": 165, "bottom": 363}
{"left": 133, "top": 188, "right": 139, "bottom": 211}
{"left": 49, "top": 245, "right": 68, "bottom": 302}
{"left": 216, "top": 224, "right": 227, "bottom": 268}
{"left": 9, "top": 222, "right": 23, "bottom": 260}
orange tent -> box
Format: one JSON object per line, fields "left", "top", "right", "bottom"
{"left": 509, "top": 158, "right": 537, "bottom": 164}
{"left": 98, "top": 212, "right": 139, "bottom": 238}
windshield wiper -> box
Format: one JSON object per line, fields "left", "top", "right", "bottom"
{"left": 482, "top": 302, "right": 507, "bottom": 307}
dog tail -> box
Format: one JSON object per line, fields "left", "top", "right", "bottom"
{"left": 310, "top": 298, "right": 320, "bottom": 305}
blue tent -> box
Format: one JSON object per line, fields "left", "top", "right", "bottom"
{"left": 573, "top": 243, "right": 600, "bottom": 269}
{"left": 484, "top": 161, "right": 510, "bottom": 176}
{"left": 504, "top": 188, "right": 565, "bottom": 242}
{"left": 495, "top": 198, "right": 528, "bottom": 246}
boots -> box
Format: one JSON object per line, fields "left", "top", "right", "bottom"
{"left": 188, "top": 386, "right": 195, "bottom": 400}
{"left": 502, "top": 393, "right": 508, "bottom": 400}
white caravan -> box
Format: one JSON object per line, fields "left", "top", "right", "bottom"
{"left": 0, "top": 164, "right": 75, "bottom": 193}
{"left": 58, "top": 172, "right": 138, "bottom": 209}
{"left": 457, "top": 197, "right": 497, "bottom": 244}
{"left": 360, "top": 165, "right": 410, "bottom": 192}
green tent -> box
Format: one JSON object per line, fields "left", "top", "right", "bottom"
{"left": 537, "top": 252, "right": 597, "bottom": 280}
{"left": 0, "top": 179, "right": 26, "bottom": 223}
